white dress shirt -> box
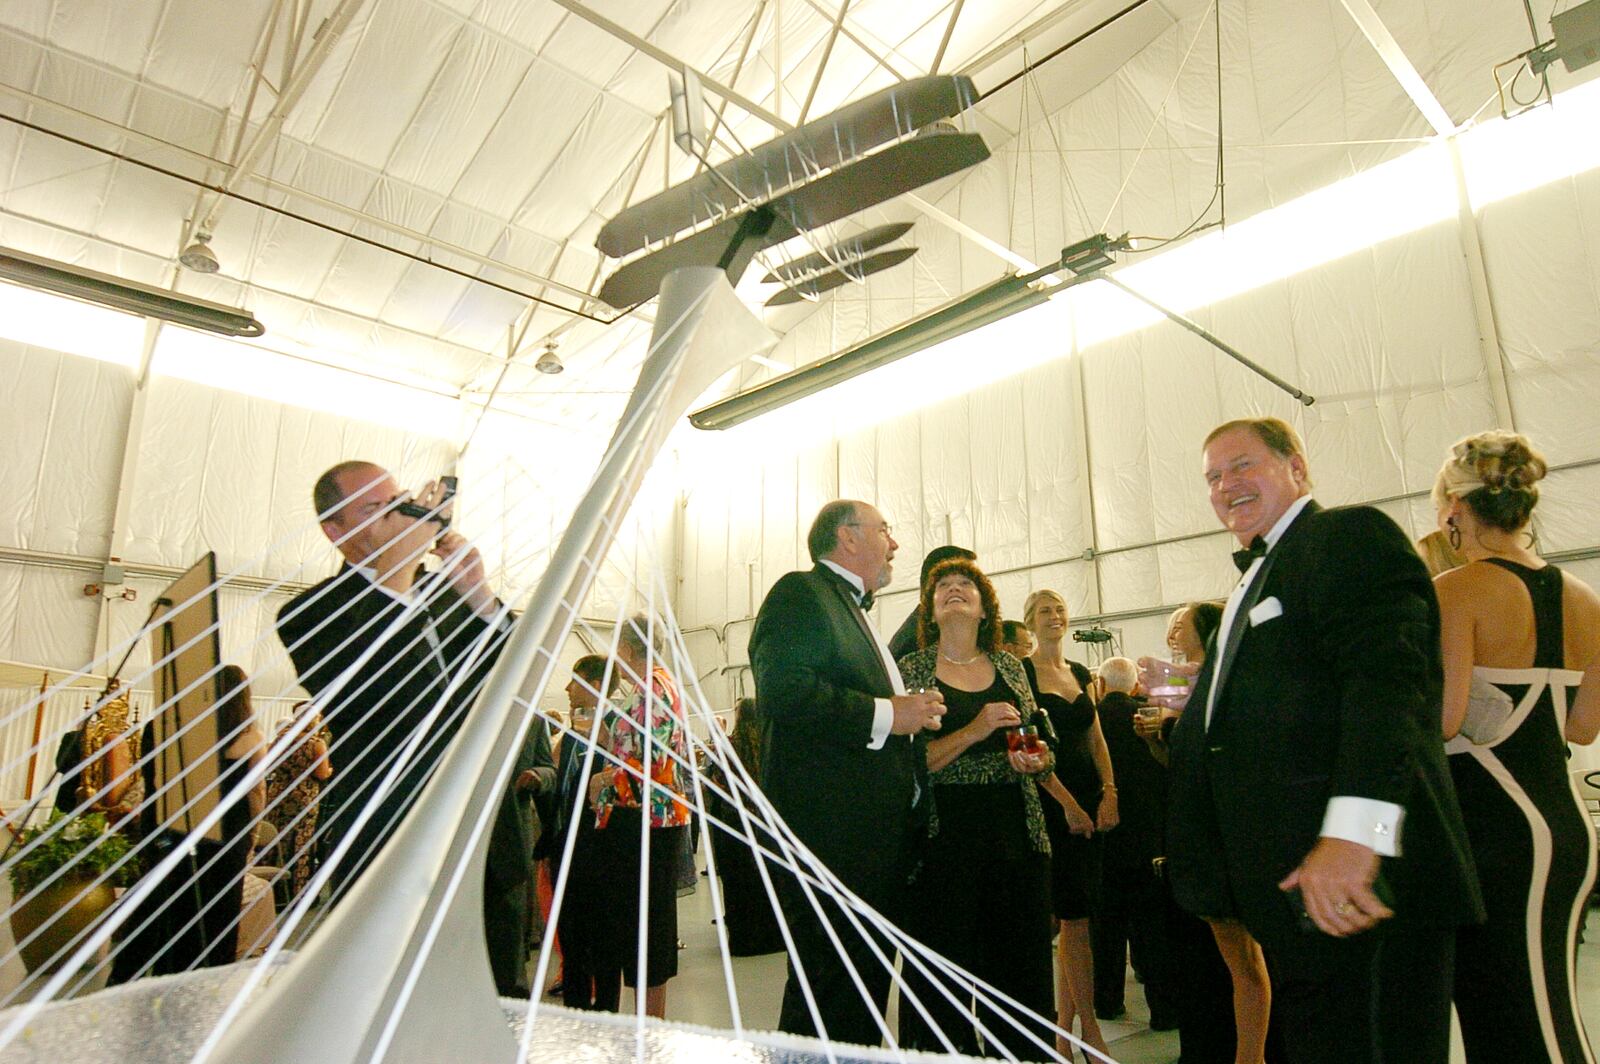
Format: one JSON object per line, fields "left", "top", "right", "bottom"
{"left": 818, "top": 559, "right": 906, "bottom": 749}
{"left": 1206, "top": 495, "right": 1404, "bottom": 857}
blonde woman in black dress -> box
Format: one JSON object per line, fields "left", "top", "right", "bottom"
{"left": 1024, "top": 589, "right": 1118, "bottom": 1061}
{"left": 1433, "top": 431, "right": 1600, "bottom": 1063}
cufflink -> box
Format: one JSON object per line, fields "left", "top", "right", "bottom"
{"left": 1374, "top": 822, "right": 1390, "bottom": 836}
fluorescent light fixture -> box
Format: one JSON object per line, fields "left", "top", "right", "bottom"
{"left": 1458, "top": 73, "right": 1600, "bottom": 205}
{"left": 0, "top": 278, "right": 144, "bottom": 367}
{"left": 0, "top": 247, "right": 264, "bottom": 338}
{"left": 688, "top": 273, "right": 1057, "bottom": 430}
{"left": 153, "top": 328, "right": 463, "bottom": 433}
{"left": 689, "top": 74, "right": 1600, "bottom": 445}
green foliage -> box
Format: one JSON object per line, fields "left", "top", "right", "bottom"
{"left": 7, "top": 812, "right": 136, "bottom": 896}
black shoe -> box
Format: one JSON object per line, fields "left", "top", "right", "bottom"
{"left": 1094, "top": 1003, "right": 1125, "bottom": 1021}
{"left": 1148, "top": 1013, "right": 1180, "bottom": 1032}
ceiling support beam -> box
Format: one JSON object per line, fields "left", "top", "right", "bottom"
{"left": 1337, "top": 1, "right": 1513, "bottom": 430}
{"left": 793, "top": 0, "right": 909, "bottom": 81}
{"left": 930, "top": 0, "right": 966, "bottom": 74}
{"left": 696, "top": 0, "right": 770, "bottom": 175}
{"left": 798, "top": 0, "right": 851, "bottom": 123}
{"left": 195, "top": 0, "right": 373, "bottom": 237}
{"left": 89, "top": 317, "right": 162, "bottom": 666}
{"left": 905, "top": 193, "right": 1042, "bottom": 273}
{"left": 2, "top": 92, "right": 603, "bottom": 307}
{"left": 546, "top": 0, "right": 788, "bottom": 131}
{"left": 1337, "top": 0, "right": 1456, "bottom": 136}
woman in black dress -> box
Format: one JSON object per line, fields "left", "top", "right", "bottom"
{"left": 1433, "top": 431, "right": 1600, "bottom": 1063}
{"left": 898, "top": 558, "right": 1058, "bottom": 1060}
{"left": 707, "top": 697, "right": 783, "bottom": 957}
{"left": 548, "top": 655, "right": 623, "bottom": 1011}
{"left": 1024, "top": 588, "right": 1118, "bottom": 1061}
{"left": 1141, "top": 603, "right": 1275, "bottom": 1064}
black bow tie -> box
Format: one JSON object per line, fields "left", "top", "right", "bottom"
{"left": 858, "top": 590, "right": 875, "bottom": 612}
{"left": 1232, "top": 536, "right": 1268, "bottom": 574}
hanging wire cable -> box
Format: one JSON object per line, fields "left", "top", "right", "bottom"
{"left": 1099, "top": 0, "right": 1220, "bottom": 236}
{"left": 1123, "top": 0, "right": 1229, "bottom": 254}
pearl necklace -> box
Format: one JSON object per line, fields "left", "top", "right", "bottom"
{"left": 939, "top": 649, "right": 984, "bottom": 666}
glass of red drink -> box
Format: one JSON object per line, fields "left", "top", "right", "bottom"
{"left": 1007, "top": 724, "right": 1042, "bottom": 755}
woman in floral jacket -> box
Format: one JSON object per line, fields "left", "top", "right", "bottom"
{"left": 896, "top": 558, "right": 1060, "bottom": 1061}
{"left": 590, "top": 615, "right": 689, "bottom": 1017}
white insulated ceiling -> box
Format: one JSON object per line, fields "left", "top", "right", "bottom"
{"left": 0, "top": 0, "right": 1567, "bottom": 435}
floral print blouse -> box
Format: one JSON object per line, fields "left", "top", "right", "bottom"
{"left": 595, "top": 666, "right": 691, "bottom": 829}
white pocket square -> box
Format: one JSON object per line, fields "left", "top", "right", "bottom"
{"left": 1248, "top": 597, "right": 1283, "bottom": 626}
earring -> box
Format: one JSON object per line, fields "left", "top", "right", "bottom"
{"left": 1524, "top": 528, "right": 1536, "bottom": 549}
{"left": 1447, "top": 516, "right": 1462, "bottom": 551}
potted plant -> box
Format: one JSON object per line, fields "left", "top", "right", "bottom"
{"left": 7, "top": 812, "right": 136, "bottom": 974}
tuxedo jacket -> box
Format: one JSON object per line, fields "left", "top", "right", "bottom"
{"left": 749, "top": 564, "right": 927, "bottom": 903}
{"left": 276, "top": 564, "right": 510, "bottom": 881}
{"left": 1097, "top": 690, "right": 1167, "bottom": 871}
{"left": 1166, "top": 502, "right": 1482, "bottom": 974}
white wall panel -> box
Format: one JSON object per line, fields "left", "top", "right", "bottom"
{"left": 1020, "top": 358, "right": 1090, "bottom": 569}
{"left": 970, "top": 378, "right": 1031, "bottom": 574}
{"left": 877, "top": 414, "right": 924, "bottom": 598}
{"left": 0, "top": 340, "right": 129, "bottom": 555}
{"left": 29, "top": 348, "right": 132, "bottom": 559}
{"left": 1083, "top": 331, "right": 1155, "bottom": 551}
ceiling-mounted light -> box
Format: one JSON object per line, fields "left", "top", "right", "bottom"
{"left": 178, "top": 234, "right": 220, "bottom": 274}
{"left": 534, "top": 340, "right": 564, "bottom": 375}
{"left": 0, "top": 247, "right": 263, "bottom": 338}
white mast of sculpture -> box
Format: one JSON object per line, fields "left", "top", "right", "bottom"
{"left": 200, "top": 268, "right": 774, "bottom": 1064}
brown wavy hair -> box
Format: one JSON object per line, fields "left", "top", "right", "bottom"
{"left": 917, "top": 559, "right": 1002, "bottom": 653}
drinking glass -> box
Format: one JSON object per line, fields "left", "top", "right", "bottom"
{"left": 1007, "top": 724, "right": 1042, "bottom": 756}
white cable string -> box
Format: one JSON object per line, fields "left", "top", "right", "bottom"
{"left": 1100, "top": 0, "right": 1220, "bottom": 233}
{"left": 0, "top": 520, "right": 498, "bottom": 943}
{"left": 0, "top": 519, "right": 547, "bottom": 1018}
{"left": 226, "top": 273, "right": 725, "bottom": 1063}
{"left": 0, "top": 562, "right": 511, "bottom": 1001}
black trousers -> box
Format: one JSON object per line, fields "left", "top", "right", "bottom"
{"left": 899, "top": 850, "right": 1056, "bottom": 1060}
{"left": 1091, "top": 858, "right": 1178, "bottom": 1022}
{"left": 1268, "top": 923, "right": 1454, "bottom": 1064}
{"left": 110, "top": 831, "right": 249, "bottom": 983}
{"left": 776, "top": 870, "right": 902, "bottom": 1048}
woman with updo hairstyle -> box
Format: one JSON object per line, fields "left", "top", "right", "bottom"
{"left": 1432, "top": 430, "right": 1600, "bottom": 1063}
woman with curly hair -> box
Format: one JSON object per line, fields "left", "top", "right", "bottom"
{"left": 896, "top": 558, "right": 1059, "bottom": 1060}
{"left": 1433, "top": 430, "right": 1600, "bottom": 1062}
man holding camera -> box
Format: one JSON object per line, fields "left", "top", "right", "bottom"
{"left": 277, "top": 461, "right": 541, "bottom": 994}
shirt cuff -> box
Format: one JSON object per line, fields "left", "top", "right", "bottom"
{"left": 1320, "top": 796, "right": 1405, "bottom": 857}
{"left": 867, "top": 698, "right": 893, "bottom": 749}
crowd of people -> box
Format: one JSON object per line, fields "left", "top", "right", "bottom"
{"left": 746, "top": 418, "right": 1598, "bottom": 1063}
{"left": 68, "top": 419, "right": 1598, "bottom": 1063}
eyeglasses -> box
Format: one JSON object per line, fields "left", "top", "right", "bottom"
{"left": 844, "top": 521, "right": 893, "bottom": 537}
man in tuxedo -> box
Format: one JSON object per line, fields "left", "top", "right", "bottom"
{"left": 1157, "top": 418, "right": 1480, "bottom": 1064}
{"left": 277, "top": 461, "right": 533, "bottom": 989}
{"left": 750, "top": 499, "right": 947, "bottom": 1046}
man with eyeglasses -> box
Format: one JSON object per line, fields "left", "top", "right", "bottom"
{"left": 276, "top": 462, "right": 538, "bottom": 993}
{"left": 750, "top": 499, "right": 947, "bottom": 1045}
